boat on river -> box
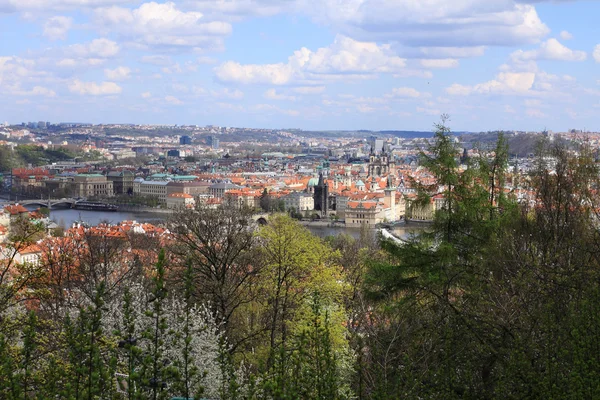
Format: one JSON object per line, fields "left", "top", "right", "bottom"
{"left": 72, "top": 201, "right": 119, "bottom": 212}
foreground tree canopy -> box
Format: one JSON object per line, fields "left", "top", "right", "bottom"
{"left": 1, "top": 120, "right": 600, "bottom": 399}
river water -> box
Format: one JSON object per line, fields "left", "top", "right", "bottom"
{"left": 45, "top": 209, "right": 424, "bottom": 240}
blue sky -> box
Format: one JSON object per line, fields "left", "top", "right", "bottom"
{"left": 0, "top": 0, "right": 598, "bottom": 132}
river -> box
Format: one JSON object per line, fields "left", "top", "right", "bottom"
{"left": 44, "top": 208, "right": 424, "bottom": 240}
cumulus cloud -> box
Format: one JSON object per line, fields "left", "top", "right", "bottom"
{"left": 215, "top": 61, "right": 292, "bottom": 85}
{"left": 250, "top": 103, "right": 300, "bottom": 116}
{"left": 559, "top": 30, "right": 573, "bottom": 40}
{"left": 215, "top": 35, "right": 408, "bottom": 85}
{"left": 165, "top": 95, "right": 184, "bottom": 105}
{"left": 386, "top": 87, "right": 425, "bottom": 98}
{"left": 0, "top": 0, "right": 134, "bottom": 13}
{"left": 180, "top": 0, "right": 287, "bottom": 20}
{"left": 212, "top": 88, "right": 244, "bottom": 99}
{"left": 264, "top": 89, "right": 296, "bottom": 101}
{"left": 94, "top": 2, "right": 232, "bottom": 51}
{"left": 417, "top": 46, "right": 487, "bottom": 58}
{"left": 43, "top": 16, "right": 72, "bottom": 41}
{"left": 9, "top": 85, "right": 56, "bottom": 97}
{"left": 511, "top": 39, "right": 586, "bottom": 62}
{"left": 526, "top": 108, "right": 546, "bottom": 118}
{"left": 185, "top": 0, "right": 549, "bottom": 48}
{"left": 140, "top": 55, "right": 172, "bottom": 66}
{"left": 67, "top": 38, "right": 119, "bottom": 58}
{"left": 141, "top": 91, "right": 151, "bottom": 98}
{"left": 446, "top": 72, "right": 536, "bottom": 96}
{"left": 420, "top": 59, "right": 459, "bottom": 68}
{"left": 303, "top": 1, "right": 549, "bottom": 47}
{"left": 594, "top": 45, "right": 600, "bottom": 63}
{"left": 68, "top": 79, "right": 122, "bottom": 95}
{"left": 292, "top": 86, "right": 325, "bottom": 94}
{"left": 104, "top": 66, "right": 131, "bottom": 81}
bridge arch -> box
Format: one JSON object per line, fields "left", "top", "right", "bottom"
{"left": 251, "top": 214, "right": 270, "bottom": 225}
{"left": 20, "top": 201, "right": 49, "bottom": 208}
{"left": 17, "top": 198, "right": 77, "bottom": 209}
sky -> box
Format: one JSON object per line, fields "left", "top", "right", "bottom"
{"left": 0, "top": 0, "right": 599, "bottom": 132}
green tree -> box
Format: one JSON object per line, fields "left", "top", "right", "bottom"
{"left": 139, "top": 250, "right": 172, "bottom": 400}
{"left": 362, "top": 119, "right": 517, "bottom": 398}
{"left": 254, "top": 215, "right": 352, "bottom": 397}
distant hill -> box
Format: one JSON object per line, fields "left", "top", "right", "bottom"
{"left": 459, "top": 132, "right": 570, "bottom": 157}
{"left": 298, "top": 130, "right": 458, "bottom": 139}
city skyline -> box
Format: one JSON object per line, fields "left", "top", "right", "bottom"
{"left": 1, "top": 0, "right": 599, "bottom": 132}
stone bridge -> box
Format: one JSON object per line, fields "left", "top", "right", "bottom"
{"left": 16, "top": 198, "right": 78, "bottom": 209}
{"left": 252, "top": 213, "right": 270, "bottom": 225}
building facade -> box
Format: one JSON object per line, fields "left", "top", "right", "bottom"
{"left": 134, "top": 180, "right": 169, "bottom": 204}
{"left": 282, "top": 192, "right": 314, "bottom": 212}
{"left": 107, "top": 171, "right": 135, "bottom": 195}
{"left": 166, "top": 193, "right": 195, "bottom": 209}
{"left": 74, "top": 174, "right": 114, "bottom": 198}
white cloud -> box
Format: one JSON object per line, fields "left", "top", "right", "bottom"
{"left": 0, "top": 56, "right": 41, "bottom": 84}
{"left": 140, "top": 55, "right": 172, "bottom": 66}
{"left": 417, "top": 46, "right": 487, "bottom": 58}
{"left": 594, "top": 45, "right": 600, "bottom": 63}
{"left": 56, "top": 58, "right": 103, "bottom": 68}
{"left": 304, "top": 1, "right": 549, "bottom": 47}
{"left": 525, "top": 99, "right": 542, "bottom": 107}
{"left": 264, "top": 88, "right": 296, "bottom": 101}
{"left": 104, "top": 66, "right": 131, "bottom": 81}
{"left": 393, "top": 69, "right": 433, "bottom": 79}
{"left": 215, "top": 61, "right": 292, "bottom": 85}
{"left": 420, "top": 59, "right": 459, "bottom": 69}
{"left": 212, "top": 88, "right": 244, "bottom": 99}
{"left": 387, "top": 87, "right": 425, "bottom": 98}
{"left": 446, "top": 84, "right": 473, "bottom": 96}
{"left": 181, "top": 0, "right": 287, "bottom": 20}
{"left": 161, "top": 62, "right": 198, "bottom": 74}
{"left": 68, "top": 38, "right": 119, "bottom": 58}
{"left": 141, "top": 91, "right": 151, "bottom": 98}
{"left": 446, "top": 72, "right": 536, "bottom": 96}
{"left": 53, "top": 39, "right": 118, "bottom": 69}
{"left": 10, "top": 85, "right": 56, "bottom": 97}
{"left": 1, "top": 0, "right": 134, "bottom": 13}
{"left": 165, "top": 95, "right": 184, "bottom": 105}
{"left": 186, "top": 0, "right": 550, "bottom": 47}
{"left": 43, "top": 16, "right": 72, "bottom": 41}
{"left": 559, "top": 30, "right": 573, "bottom": 40}
{"left": 526, "top": 108, "right": 546, "bottom": 118}
{"left": 292, "top": 86, "right": 325, "bottom": 94}
{"left": 197, "top": 56, "right": 218, "bottom": 65}
{"left": 215, "top": 35, "right": 409, "bottom": 85}
{"left": 416, "top": 106, "right": 441, "bottom": 116}
{"left": 250, "top": 103, "right": 300, "bottom": 116}
{"left": 511, "top": 39, "right": 587, "bottom": 62}
{"left": 68, "top": 79, "right": 122, "bottom": 95}
{"left": 94, "top": 2, "right": 232, "bottom": 50}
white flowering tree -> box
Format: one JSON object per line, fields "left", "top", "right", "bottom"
{"left": 104, "top": 281, "right": 224, "bottom": 398}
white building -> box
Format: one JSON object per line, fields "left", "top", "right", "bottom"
{"left": 133, "top": 179, "right": 169, "bottom": 205}
{"left": 166, "top": 192, "right": 196, "bottom": 209}
{"left": 282, "top": 192, "right": 314, "bottom": 212}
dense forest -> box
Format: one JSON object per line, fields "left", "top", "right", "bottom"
{"left": 1, "top": 122, "right": 600, "bottom": 399}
